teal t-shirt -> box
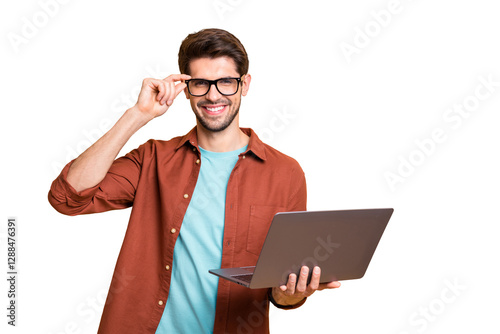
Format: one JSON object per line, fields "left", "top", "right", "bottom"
{"left": 155, "top": 145, "right": 247, "bottom": 333}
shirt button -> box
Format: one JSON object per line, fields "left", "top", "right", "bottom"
{"left": 170, "top": 228, "right": 176, "bottom": 234}
{"left": 165, "top": 265, "right": 170, "bottom": 270}
{"left": 192, "top": 147, "right": 196, "bottom": 152}
{"left": 242, "top": 155, "right": 246, "bottom": 159}
{"left": 158, "top": 300, "right": 164, "bottom": 306}
{"left": 183, "top": 194, "right": 189, "bottom": 199}
{"left": 195, "top": 159, "right": 200, "bottom": 164}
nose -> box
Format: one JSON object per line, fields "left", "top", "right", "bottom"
{"left": 205, "top": 83, "right": 222, "bottom": 101}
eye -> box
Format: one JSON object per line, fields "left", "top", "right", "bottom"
{"left": 193, "top": 80, "right": 209, "bottom": 87}
{"left": 218, "top": 78, "right": 235, "bottom": 86}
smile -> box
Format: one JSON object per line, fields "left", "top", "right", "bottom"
{"left": 202, "top": 105, "right": 227, "bottom": 115}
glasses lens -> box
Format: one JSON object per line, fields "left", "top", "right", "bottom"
{"left": 188, "top": 79, "right": 210, "bottom": 96}
{"left": 216, "top": 78, "right": 239, "bottom": 95}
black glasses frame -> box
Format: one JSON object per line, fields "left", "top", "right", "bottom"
{"left": 185, "top": 77, "right": 243, "bottom": 97}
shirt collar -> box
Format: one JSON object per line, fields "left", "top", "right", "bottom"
{"left": 175, "top": 126, "right": 267, "bottom": 161}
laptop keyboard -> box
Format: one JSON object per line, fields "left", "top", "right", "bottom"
{"left": 231, "top": 274, "right": 253, "bottom": 284}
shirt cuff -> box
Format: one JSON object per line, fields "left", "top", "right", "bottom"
{"left": 48, "top": 159, "right": 101, "bottom": 212}
{"left": 268, "top": 288, "right": 307, "bottom": 310}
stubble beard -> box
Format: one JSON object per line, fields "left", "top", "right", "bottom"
{"left": 195, "top": 98, "right": 241, "bottom": 132}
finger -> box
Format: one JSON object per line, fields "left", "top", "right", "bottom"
{"left": 151, "top": 80, "right": 162, "bottom": 103}
{"left": 160, "top": 81, "right": 170, "bottom": 105}
{"left": 157, "top": 85, "right": 163, "bottom": 104}
{"left": 151, "top": 79, "right": 165, "bottom": 104}
{"left": 163, "top": 74, "right": 192, "bottom": 82}
{"left": 174, "top": 81, "right": 188, "bottom": 97}
{"left": 166, "top": 81, "right": 176, "bottom": 106}
{"left": 295, "top": 266, "right": 309, "bottom": 293}
{"left": 318, "top": 281, "right": 341, "bottom": 291}
{"left": 143, "top": 78, "right": 160, "bottom": 99}
{"left": 161, "top": 81, "right": 171, "bottom": 105}
{"left": 286, "top": 273, "right": 297, "bottom": 295}
{"left": 306, "top": 266, "right": 321, "bottom": 294}
{"left": 162, "top": 77, "right": 188, "bottom": 106}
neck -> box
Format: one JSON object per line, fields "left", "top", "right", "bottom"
{"left": 196, "top": 124, "right": 249, "bottom": 152}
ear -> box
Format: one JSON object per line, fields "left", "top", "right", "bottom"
{"left": 241, "top": 74, "right": 251, "bottom": 96}
{"left": 184, "top": 86, "right": 190, "bottom": 99}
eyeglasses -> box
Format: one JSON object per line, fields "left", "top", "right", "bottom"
{"left": 185, "top": 77, "right": 242, "bottom": 97}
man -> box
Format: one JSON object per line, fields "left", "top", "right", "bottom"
{"left": 48, "top": 28, "right": 340, "bottom": 333}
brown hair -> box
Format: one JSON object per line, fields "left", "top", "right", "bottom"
{"left": 178, "top": 28, "right": 249, "bottom": 76}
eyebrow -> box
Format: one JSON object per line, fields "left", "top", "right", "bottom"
{"left": 189, "top": 77, "right": 239, "bottom": 80}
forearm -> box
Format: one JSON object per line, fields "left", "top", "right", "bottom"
{"left": 67, "top": 106, "right": 152, "bottom": 192}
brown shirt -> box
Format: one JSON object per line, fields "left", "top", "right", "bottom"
{"left": 48, "top": 127, "right": 307, "bottom": 333}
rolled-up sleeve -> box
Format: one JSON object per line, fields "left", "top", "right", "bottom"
{"left": 48, "top": 144, "right": 144, "bottom": 216}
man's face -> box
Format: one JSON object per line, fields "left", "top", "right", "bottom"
{"left": 185, "top": 57, "right": 251, "bottom": 132}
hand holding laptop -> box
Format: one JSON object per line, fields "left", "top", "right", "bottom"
{"left": 272, "top": 266, "right": 341, "bottom": 307}
{"left": 209, "top": 209, "right": 394, "bottom": 293}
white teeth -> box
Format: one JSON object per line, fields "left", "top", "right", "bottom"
{"left": 206, "top": 106, "right": 224, "bottom": 112}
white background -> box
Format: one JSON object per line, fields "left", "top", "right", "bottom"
{"left": 1, "top": 0, "right": 499, "bottom": 333}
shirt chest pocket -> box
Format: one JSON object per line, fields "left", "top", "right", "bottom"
{"left": 246, "top": 205, "right": 286, "bottom": 256}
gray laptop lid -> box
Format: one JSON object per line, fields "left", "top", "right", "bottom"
{"left": 247, "top": 208, "right": 393, "bottom": 288}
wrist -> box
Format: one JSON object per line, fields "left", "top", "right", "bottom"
{"left": 126, "top": 106, "right": 155, "bottom": 127}
{"left": 270, "top": 288, "right": 307, "bottom": 309}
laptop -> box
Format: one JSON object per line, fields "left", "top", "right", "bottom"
{"left": 209, "top": 208, "right": 393, "bottom": 289}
